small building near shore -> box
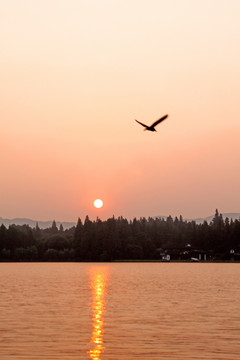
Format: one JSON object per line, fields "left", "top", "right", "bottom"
{"left": 160, "top": 247, "right": 211, "bottom": 261}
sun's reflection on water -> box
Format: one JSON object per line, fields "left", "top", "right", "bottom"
{"left": 88, "top": 266, "right": 108, "bottom": 360}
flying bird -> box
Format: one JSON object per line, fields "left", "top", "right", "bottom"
{"left": 135, "top": 114, "right": 168, "bottom": 132}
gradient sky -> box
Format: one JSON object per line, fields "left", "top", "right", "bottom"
{"left": 1, "top": 0, "right": 240, "bottom": 222}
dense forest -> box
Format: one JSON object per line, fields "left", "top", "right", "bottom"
{"left": 0, "top": 210, "right": 240, "bottom": 262}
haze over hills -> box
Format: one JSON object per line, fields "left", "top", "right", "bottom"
{"left": 0, "top": 213, "right": 240, "bottom": 229}
{"left": 156, "top": 213, "right": 240, "bottom": 224}
{"left": 0, "top": 217, "right": 76, "bottom": 230}
{"left": 186, "top": 213, "right": 240, "bottom": 224}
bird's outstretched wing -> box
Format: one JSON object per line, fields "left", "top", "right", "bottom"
{"left": 135, "top": 119, "right": 147, "bottom": 128}
{"left": 150, "top": 114, "right": 168, "bottom": 128}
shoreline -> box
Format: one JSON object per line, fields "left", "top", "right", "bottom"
{"left": 0, "top": 260, "right": 239, "bottom": 263}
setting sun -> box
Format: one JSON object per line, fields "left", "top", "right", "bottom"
{"left": 94, "top": 199, "right": 103, "bottom": 209}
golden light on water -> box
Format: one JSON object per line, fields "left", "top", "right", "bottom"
{"left": 88, "top": 267, "right": 108, "bottom": 360}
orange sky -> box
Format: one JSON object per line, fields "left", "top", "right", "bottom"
{"left": 1, "top": 0, "right": 240, "bottom": 222}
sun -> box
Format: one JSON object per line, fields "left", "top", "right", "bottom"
{"left": 94, "top": 199, "right": 103, "bottom": 209}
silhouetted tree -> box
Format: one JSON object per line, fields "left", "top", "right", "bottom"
{"left": 51, "top": 220, "right": 58, "bottom": 232}
{"left": 0, "top": 224, "right": 7, "bottom": 250}
{"left": 73, "top": 218, "right": 83, "bottom": 259}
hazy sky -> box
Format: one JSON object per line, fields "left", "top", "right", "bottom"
{"left": 1, "top": 0, "right": 240, "bottom": 222}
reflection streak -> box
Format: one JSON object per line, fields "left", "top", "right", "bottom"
{"left": 88, "top": 267, "right": 108, "bottom": 360}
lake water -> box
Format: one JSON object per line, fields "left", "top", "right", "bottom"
{"left": 0, "top": 263, "right": 239, "bottom": 359}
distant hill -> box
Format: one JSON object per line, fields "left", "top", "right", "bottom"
{"left": 0, "top": 217, "right": 76, "bottom": 230}
{"left": 1, "top": 213, "right": 240, "bottom": 229}
{"left": 192, "top": 213, "right": 240, "bottom": 224}
{"left": 156, "top": 213, "right": 240, "bottom": 224}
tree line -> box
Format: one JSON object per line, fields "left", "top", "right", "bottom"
{"left": 0, "top": 210, "right": 240, "bottom": 262}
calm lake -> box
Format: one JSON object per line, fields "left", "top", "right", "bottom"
{"left": 0, "top": 263, "right": 239, "bottom": 359}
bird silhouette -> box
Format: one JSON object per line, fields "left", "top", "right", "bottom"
{"left": 135, "top": 114, "right": 168, "bottom": 131}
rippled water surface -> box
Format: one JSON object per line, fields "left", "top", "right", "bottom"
{"left": 0, "top": 263, "right": 240, "bottom": 359}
